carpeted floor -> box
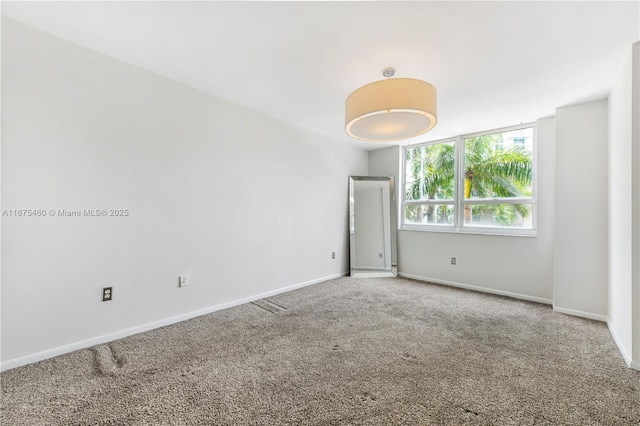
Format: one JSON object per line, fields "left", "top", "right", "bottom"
{"left": 1, "top": 276, "right": 639, "bottom": 425}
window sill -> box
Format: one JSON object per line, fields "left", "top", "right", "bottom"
{"left": 399, "top": 225, "right": 537, "bottom": 238}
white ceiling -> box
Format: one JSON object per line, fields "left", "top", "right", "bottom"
{"left": 2, "top": 1, "right": 639, "bottom": 151}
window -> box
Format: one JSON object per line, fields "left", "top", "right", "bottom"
{"left": 402, "top": 124, "right": 536, "bottom": 235}
{"left": 404, "top": 140, "right": 456, "bottom": 226}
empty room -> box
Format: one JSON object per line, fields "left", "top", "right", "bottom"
{"left": 1, "top": 1, "right": 639, "bottom": 424}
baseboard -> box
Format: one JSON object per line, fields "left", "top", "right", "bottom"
{"left": 552, "top": 305, "right": 607, "bottom": 322}
{"left": 631, "top": 361, "right": 640, "bottom": 371}
{"left": 398, "top": 272, "right": 553, "bottom": 305}
{"left": 606, "top": 320, "right": 633, "bottom": 367}
{"left": 0, "top": 272, "right": 347, "bottom": 372}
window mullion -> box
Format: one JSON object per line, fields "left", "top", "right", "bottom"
{"left": 463, "top": 197, "right": 534, "bottom": 205}
{"left": 404, "top": 200, "right": 455, "bottom": 206}
{"left": 456, "top": 135, "right": 463, "bottom": 230}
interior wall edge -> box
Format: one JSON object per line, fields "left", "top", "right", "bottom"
{"left": 631, "top": 40, "right": 640, "bottom": 371}
{"left": 608, "top": 320, "right": 633, "bottom": 368}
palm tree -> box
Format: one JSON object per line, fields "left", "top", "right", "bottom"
{"left": 405, "top": 142, "right": 455, "bottom": 223}
{"left": 406, "top": 134, "right": 532, "bottom": 226}
{"left": 463, "top": 134, "right": 532, "bottom": 225}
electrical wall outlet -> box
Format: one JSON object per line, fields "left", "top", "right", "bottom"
{"left": 451, "top": 257, "right": 457, "bottom": 265}
{"left": 332, "top": 252, "right": 336, "bottom": 259}
{"left": 102, "top": 287, "right": 113, "bottom": 302}
{"left": 179, "top": 274, "right": 188, "bottom": 287}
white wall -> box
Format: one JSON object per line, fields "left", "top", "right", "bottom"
{"left": 608, "top": 46, "right": 634, "bottom": 364}
{"left": 1, "top": 19, "right": 368, "bottom": 367}
{"left": 554, "top": 100, "right": 608, "bottom": 320}
{"left": 634, "top": 42, "right": 640, "bottom": 369}
{"left": 373, "top": 118, "right": 556, "bottom": 304}
{"left": 607, "top": 42, "right": 640, "bottom": 370}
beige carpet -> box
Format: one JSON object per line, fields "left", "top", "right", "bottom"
{"left": 1, "top": 276, "right": 639, "bottom": 425}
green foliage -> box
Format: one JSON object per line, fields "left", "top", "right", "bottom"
{"left": 405, "top": 142, "right": 455, "bottom": 201}
{"left": 406, "top": 132, "right": 533, "bottom": 226}
{"left": 405, "top": 204, "right": 454, "bottom": 225}
{"left": 405, "top": 142, "right": 455, "bottom": 224}
{"left": 470, "top": 203, "right": 532, "bottom": 225}
{"left": 464, "top": 134, "right": 532, "bottom": 199}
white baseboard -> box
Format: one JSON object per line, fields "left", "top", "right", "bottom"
{"left": 630, "top": 361, "right": 640, "bottom": 371}
{"left": 552, "top": 305, "right": 607, "bottom": 322}
{"left": 606, "top": 320, "right": 633, "bottom": 367}
{"left": 0, "top": 272, "right": 347, "bottom": 372}
{"left": 398, "top": 272, "right": 553, "bottom": 305}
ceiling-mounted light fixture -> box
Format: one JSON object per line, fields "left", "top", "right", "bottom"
{"left": 345, "top": 68, "right": 437, "bottom": 142}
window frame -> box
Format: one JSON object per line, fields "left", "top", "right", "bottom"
{"left": 401, "top": 122, "right": 537, "bottom": 236}
{"left": 402, "top": 138, "right": 459, "bottom": 228}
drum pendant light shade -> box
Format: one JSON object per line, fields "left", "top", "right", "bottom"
{"left": 345, "top": 77, "right": 437, "bottom": 142}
